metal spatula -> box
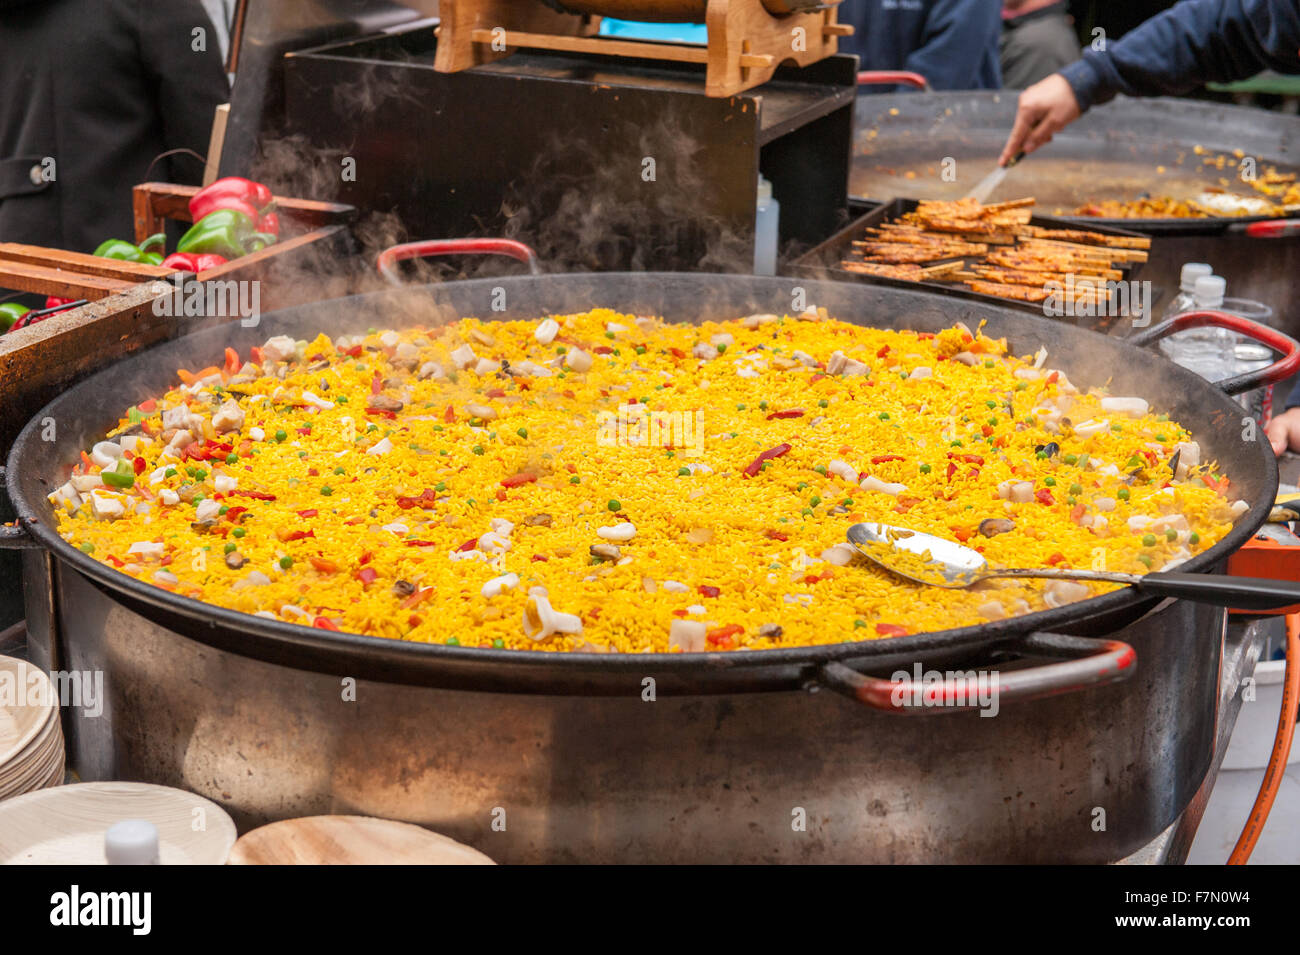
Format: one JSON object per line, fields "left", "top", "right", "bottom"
{"left": 847, "top": 521, "right": 1300, "bottom": 610}
{"left": 965, "top": 152, "right": 1025, "bottom": 204}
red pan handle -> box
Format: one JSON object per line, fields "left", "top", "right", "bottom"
{"left": 1127, "top": 309, "right": 1300, "bottom": 396}
{"left": 377, "top": 238, "right": 542, "bottom": 285}
{"left": 817, "top": 632, "right": 1136, "bottom": 715}
{"left": 857, "top": 70, "right": 930, "bottom": 91}
{"left": 1237, "top": 219, "right": 1300, "bottom": 239}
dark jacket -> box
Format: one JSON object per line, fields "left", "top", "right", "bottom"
{"left": 0, "top": 0, "right": 229, "bottom": 253}
{"left": 1061, "top": 0, "right": 1300, "bottom": 112}
{"left": 838, "top": 0, "right": 1003, "bottom": 92}
{"left": 1000, "top": 2, "right": 1081, "bottom": 91}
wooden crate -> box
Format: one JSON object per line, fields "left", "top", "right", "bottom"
{"left": 131, "top": 182, "right": 354, "bottom": 285}
{"left": 0, "top": 243, "right": 172, "bottom": 303}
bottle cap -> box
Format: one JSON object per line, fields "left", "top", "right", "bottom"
{"left": 757, "top": 176, "right": 772, "bottom": 203}
{"left": 1179, "top": 263, "right": 1212, "bottom": 292}
{"left": 1192, "top": 274, "right": 1226, "bottom": 307}
{"left": 105, "top": 819, "right": 160, "bottom": 865}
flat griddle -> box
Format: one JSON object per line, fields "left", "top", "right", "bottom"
{"left": 793, "top": 198, "right": 1149, "bottom": 328}
{"left": 851, "top": 92, "right": 1300, "bottom": 236}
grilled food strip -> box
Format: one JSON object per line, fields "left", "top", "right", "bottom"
{"left": 1017, "top": 224, "right": 1150, "bottom": 250}
{"left": 963, "top": 280, "right": 1051, "bottom": 302}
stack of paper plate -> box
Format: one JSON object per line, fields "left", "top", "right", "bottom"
{"left": 0, "top": 657, "right": 64, "bottom": 800}
{"left": 0, "top": 782, "right": 236, "bottom": 864}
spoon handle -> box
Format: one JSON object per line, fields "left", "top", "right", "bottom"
{"left": 983, "top": 568, "right": 1300, "bottom": 611}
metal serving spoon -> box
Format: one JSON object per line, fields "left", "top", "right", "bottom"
{"left": 846, "top": 521, "right": 1300, "bottom": 611}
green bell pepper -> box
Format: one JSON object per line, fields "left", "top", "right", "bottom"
{"left": 177, "top": 209, "right": 277, "bottom": 259}
{"left": 93, "top": 232, "right": 166, "bottom": 265}
{"left": 1, "top": 302, "right": 31, "bottom": 332}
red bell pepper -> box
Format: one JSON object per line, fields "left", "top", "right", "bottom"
{"left": 258, "top": 211, "right": 281, "bottom": 237}
{"left": 161, "top": 252, "right": 229, "bottom": 273}
{"left": 189, "top": 177, "right": 274, "bottom": 222}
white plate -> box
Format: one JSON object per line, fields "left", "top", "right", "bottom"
{"left": 0, "top": 782, "right": 236, "bottom": 865}
{"left": 227, "top": 815, "right": 496, "bottom": 865}
{"left": 0, "top": 659, "right": 58, "bottom": 770}
{"left": 0, "top": 710, "right": 60, "bottom": 790}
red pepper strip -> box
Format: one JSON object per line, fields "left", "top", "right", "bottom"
{"left": 401, "top": 587, "right": 435, "bottom": 609}
{"left": 404, "top": 540, "right": 438, "bottom": 547}
{"left": 297, "top": 508, "right": 318, "bottom": 518}
{"left": 104, "top": 555, "right": 124, "bottom": 568}
{"left": 593, "top": 345, "right": 613, "bottom": 355}
{"left": 344, "top": 344, "right": 362, "bottom": 358}
{"left": 742, "top": 442, "right": 792, "bottom": 478}
{"left": 763, "top": 529, "right": 789, "bottom": 542}
{"left": 224, "top": 347, "right": 241, "bottom": 375}
{"left": 312, "top": 616, "right": 340, "bottom": 631}
{"left": 371, "top": 373, "right": 383, "bottom": 396}
{"left": 360, "top": 551, "right": 373, "bottom": 565}
{"left": 876, "top": 345, "right": 890, "bottom": 358}
{"left": 531, "top": 554, "right": 549, "bottom": 562}
{"left": 808, "top": 374, "right": 826, "bottom": 385}
{"left": 132, "top": 455, "right": 146, "bottom": 475}
{"left": 395, "top": 489, "right": 438, "bottom": 509}
{"left": 501, "top": 471, "right": 538, "bottom": 488}
{"left": 258, "top": 211, "right": 281, "bottom": 237}
{"left": 310, "top": 556, "right": 339, "bottom": 574}
{"left": 279, "top": 530, "right": 315, "bottom": 542}
{"left": 876, "top": 623, "right": 907, "bottom": 637}
{"left": 669, "top": 347, "right": 686, "bottom": 359}
{"left": 1046, "top": 552, "right": 1067, "bottom": 566}
{"left": 444, "top": 405, "right": 456, "bottom": 423}
{"left": 1141, "top": 449, "right": 1158, "bottom": 466}
{"left": 698, "top": 585, "right": 720, "bottom": 598}
{"left": 952, "top": 527, "right": 972, "bottom": 543}
{"left": 766, "top": 409, "right": 804, "bottom": 420}
{"left": 1069, "top": 503, "right": 1086, "bottom": 524}
{"left": 945, "top": 462, "right": 958, "bottom": 481}
{"left": 137, "top": 399, "right": 156, "bottom": 413}
{"left": 981, "top": 425, "right": 995, "bottom": 437}
{"left": 457, "top": 537, "right": 479, "bottom": 552}
{"left": 485, "top": 388, "right": 506, "bottom": 398}
{"left": 224, "top": 506, "right": 247, "bottom": 522}
{"left": 707, "top": 624, "right": 743, "bottom": 648}
{"left": 355, "top": 567, "right": 378, "bottom": 585}
{"left": 948, "top": 453, "right": 985, "bottom": 465}
{"left": 1035, "top": 489, "right": 1055, "bottom": 505}
{"left": 871, "top": 454, "right": 905, "bottom": 464}
{"left": 1045, "top": 371, "right": 1059, "bottom": 384}
{"left": 366, "top": 408, "right": 397, "bottom": 419}
{"left": 189, "top": 177, "right": 273, "bottom": 221}
{"left": 231, "top": 490, "right": 276, "bottom": 501}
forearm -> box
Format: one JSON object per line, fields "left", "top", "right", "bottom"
{"left": 1061, "top": 0, "right": 1300, "bottom": 112}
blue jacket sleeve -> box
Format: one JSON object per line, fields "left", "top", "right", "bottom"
{"left": 903, "top": 0, "right": 1003, "bottom": 91}
{"left": 1060, "top": 0, "right": 1300, "bottom": 112}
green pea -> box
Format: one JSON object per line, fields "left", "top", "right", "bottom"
{"left": 678, "top": 467, "right": 690, "bottom": 476}
{"left": 1069, "top": 483, "right": 1083, "bottom": 495}
{"left": 919, "top": 464, "right": 931, "bottom": 474}
{"left": 1189, "top": 532, "right": 1200, "bottom": 545}
{"left": 570, "top": 476, "right": 580, "bottom": 484}
{"left": 232, "top": 528, "right": 246, "bottom": 538}
{"left": 1165, "top": 528, "right": 1177, "bottom": 541}
{"left": 320, "top": 486, "right": 333, "bottom": 496}
{"left": 225, "top": 453, "right": 239, "bottom": 465}
{"left": 434, "top": 482, "right": 446, "bottom": 492}
{"left": 809, "top": 495, "right": 821, "bottom": 507}
{"left": 818, "top": 399, "right": 829, "bottom": 408}
{"left": 1044, "top": 476, "right": 1056, "bottom": 486}
{"left": 279, "top": 556, "right": 293, "bottom": 569}
{"left": 1062, "top": 454, "right": 1077, "bottom": 465}
{"left": 275, "top": 430, "right": 287, "bottom": 442}
{"left": 446, "top": 637, "right": 460, "bottom": 646}
{"left": 516, "top": 428, "right": 528, "bottom": 438}
{"left": 164, "top": 467, "right": 178, "bottom": 478}
{"left": 472, "top": 445, "right": 485, "bottom": 455}
{"left": 224, "top": 542, "right": 237, "bottom": 554}
{"left": 1118, "top": 487, "right": 1130, "bottom": 501}
{"left": 607, "top": 499, "right": 621, "bottom": 512}
{"left": 79, "top": 542, "right": 94, "bottom": 554}
{"left": 1142, "top": 534, "right": 1156, "bottom": 547}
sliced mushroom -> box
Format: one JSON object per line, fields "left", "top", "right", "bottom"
{"left": 391, "top": 579, "right": 416, "bottom": 598}
{"left": 978, "top": 518, "right": 1016, "bottom": 538}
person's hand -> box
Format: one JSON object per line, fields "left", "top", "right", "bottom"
{"left": 1265, "top": 407, "right": 1300, "bottom": 457}
{"left": 998, "top": 74, "right": 1082, "bottom": 166}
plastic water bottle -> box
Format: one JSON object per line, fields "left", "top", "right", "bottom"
{"left": 1161, "top": 262, "right": 1213, "bottom": 320}
{"left": 1159, "top": 275, "right": 1232, "bottom": 380}
{"left": 1222, "top": 297, "right": 1277, "bottom": 425}
{"left": 754, "top": 176, "right": 780, "bottom": 276}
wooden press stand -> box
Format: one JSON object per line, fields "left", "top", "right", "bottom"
{"left": 434, "top": 0, "right": 851, "bottom": 97}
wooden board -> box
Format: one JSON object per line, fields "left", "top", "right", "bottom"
{"left": 226, "top": 815, "right": 496, "bottom": 865}
{"left": 435, "top": 0, "right": 848, "bottom": 98}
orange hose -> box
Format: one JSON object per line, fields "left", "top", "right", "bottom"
{"left": 1228, "top": 612, "right": 1300, "bottom": 864}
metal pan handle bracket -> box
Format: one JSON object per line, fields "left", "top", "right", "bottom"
{"left": 1127, "top": 309, "right": 1300, "bottom": 396}
{"left": 857, "top": 71, "right": 930, "bottom": 91}
{"left": 376, "top": 238, "right": 542, "bottom": 286}
{"left": 0, "top": 468, "right": 39, "bottom": 550}
{"left": 816, "top": 632, "right": 1137, "bottom": 715}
